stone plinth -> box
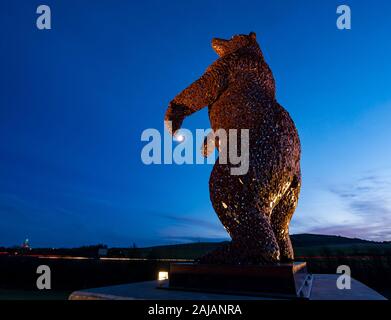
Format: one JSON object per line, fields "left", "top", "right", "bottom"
{"left": 167, "top": 262, "right": 310, "bottom": 299}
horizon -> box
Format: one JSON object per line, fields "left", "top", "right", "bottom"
{"left": 1, "top": 0, "right": 391, "bottom": 247}
{"left": 1, "top": 233, "right": 390, "bottom": 250}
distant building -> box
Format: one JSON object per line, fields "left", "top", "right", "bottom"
{"left": 98, "top": 248, "right": 108, "bottom": 257}
{"left": 21, "top": 238, "right": 30, "bottom": 249}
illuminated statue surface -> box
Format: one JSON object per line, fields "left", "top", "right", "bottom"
{"left": 165, "top": 33, "right": 301, "bottom": 264}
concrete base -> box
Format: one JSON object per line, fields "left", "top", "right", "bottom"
{"left": 168, "top": 262, "right": 311, "bottom": 299}
{"left": 69, "top": 274, "right": 386, "bottom": 300}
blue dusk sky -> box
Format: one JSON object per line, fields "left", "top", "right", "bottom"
{"left": 1, "top": 0, "right": 391, "bottom": 247}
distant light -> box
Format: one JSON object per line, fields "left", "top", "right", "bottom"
{"left": 158, "top": 271, "right": 169, "bottom": 281}
{"left": 174, "top": 134, "right": 185, "bottom": 142}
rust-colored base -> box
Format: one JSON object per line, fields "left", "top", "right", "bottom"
{"left": 167, "top": 262, "right": 311, "bottom": 299}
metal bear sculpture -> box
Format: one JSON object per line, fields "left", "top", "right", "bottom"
{"left": 165, "top": 32, "right": 301, "bottom": 264}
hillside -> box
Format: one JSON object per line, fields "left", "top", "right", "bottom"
{"left": 290, "top": 233, "right": 372, "bottom": 247}
{"left": 2, "top": 234, "right": 390, "bottom": 259}
{"left": 128, "top": 234, "right": 391, "bottom": 259}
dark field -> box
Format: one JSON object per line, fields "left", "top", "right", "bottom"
{"left": 1, "top": 234, "right": 390, "bottom": 300}
{"left": 0, "top": 256, "right": 171, "bottom": 300}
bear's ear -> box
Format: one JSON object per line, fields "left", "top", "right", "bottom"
{"left": 249, "top": 32, "right": 256, "bottom": 40}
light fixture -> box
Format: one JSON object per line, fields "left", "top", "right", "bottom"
{"left": 158, "top": 271, "right": 169, "bottom": 281}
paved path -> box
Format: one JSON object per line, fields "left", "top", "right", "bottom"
{"left": 69, "top": 274, "right": 386, "bottom": 300}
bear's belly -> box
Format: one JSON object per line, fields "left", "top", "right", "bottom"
{"left": 208, "top": 93, "right": 299, "bottom": 147}
{"left": 208, "top": 91, "right": 267, "bottom": 130}
{"left": 208, "top": 94, "right": 301, "bottom": 181}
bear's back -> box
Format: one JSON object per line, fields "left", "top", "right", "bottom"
{"left": 208, "top": 48, "right": 277, "bottom": 130}
{"left": 228, "top": 48, "right": 275, "bottom": 100}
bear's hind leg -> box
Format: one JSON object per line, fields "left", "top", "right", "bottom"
{"left": 271, "top": 176, "right": 301, "bottom": 262}
{"left": 199, "top": 162, "right": 280, "bottom": 264}
{"left": 230, "top": 205, "right": 281, "bottom": 264}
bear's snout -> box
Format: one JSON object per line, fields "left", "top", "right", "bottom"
{"left": 212, "top": 38, "right": 228, "bottom": 56}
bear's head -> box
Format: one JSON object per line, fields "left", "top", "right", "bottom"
{"left": 212, "top": 32, "right": 257, "bottom": 57}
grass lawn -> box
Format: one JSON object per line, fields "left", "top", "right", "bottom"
{"left": 0, "top": 289, "right": 71, "bottom": 300}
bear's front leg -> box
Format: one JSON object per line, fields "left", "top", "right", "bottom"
{"left": 164, "top": 58, "right": 229, "bottom": 136}
{"left": 164, "top": 102, "right": 190, "bottom": 135}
